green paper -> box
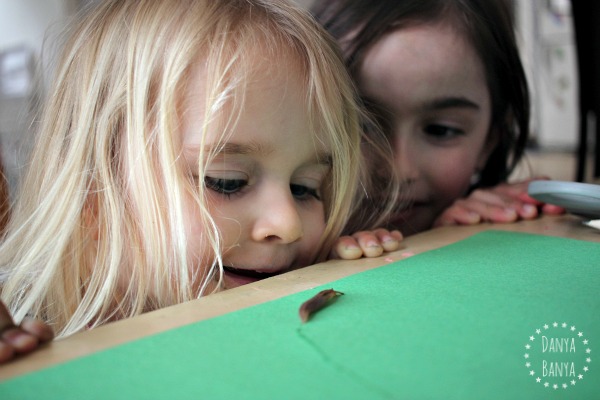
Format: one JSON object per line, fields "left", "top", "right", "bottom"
{"left": 1, "top": 231, "right": 599, "bottom": 399}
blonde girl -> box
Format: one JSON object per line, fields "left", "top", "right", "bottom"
{"left": 0, "top": 0, "right": 399, "bottom": 362}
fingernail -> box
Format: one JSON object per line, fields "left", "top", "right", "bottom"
{"left": 522, "top": 204, "right": 537, "bottom": 216}
{"left": 2, "top": 328, "right": 34, "bottom": 348}
{"left": 382, "top": 236, "right": 397, "bottom": 244}
{"left": 468, "top": 212, "right": 481, "bottom": 223}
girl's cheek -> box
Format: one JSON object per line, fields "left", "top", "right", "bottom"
{"left": 305, "top": 204, "right": 327, "bottom": 253}
{"left": 429, "top": 161, "right": 475, "bottom": 199}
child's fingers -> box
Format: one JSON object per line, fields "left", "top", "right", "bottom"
{"left": 463, "top": 200, "right": 520, "bottom": 223}
{"left": 463, "top": 188, "right": 543, "bottom": 221}
{"left": 351, "top": 231, "right": 384, "bottom": 258}
{"left": 0, "top": 301, "right": 54, "bottom": 364}
{"left": 0, "top": 341, "right": 16, "bottom": 363}
{"left": 0, "top": 301, "right": 16, "bottom": 332}
{"left": 1, "top": 327, "right": 41, "bottom": 355}
{"left": 371, "top": 228, "right": 403, "bottom": 252}
{"left": 541, "top": 203, "right": 566, "bottom": 215}
{"left": 474, "top": 180, "right": 543, "bottom": 207}
{"left": 436, "top": 178, "right": 564, "bottom": 228}
{"left": 21, "top": 319, "right": 54, "bottom": 343}
{"left": 0, "top": 301, "right": 21, "bottom": 363}
{"left": 437, "top": 198, "right": 517, "bottom": 225}
{"left": 329, "top": 230, "right": 403, "bottom": 260}
{"left": 330, "top": 236, "right": 363, "bottom": 260}
{"left": 491, "top": 181, "right": 531, "bottom": 199}
{"left": 434, "top": 204, "right": 481, "bottom": 227}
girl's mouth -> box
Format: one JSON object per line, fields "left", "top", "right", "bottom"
{"left": 223, "top": 266, "right": 281, "bottom": 280}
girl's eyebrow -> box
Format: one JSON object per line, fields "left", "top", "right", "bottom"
{"left": 317, "top": 153, "right": 333, "bottom": 167}
{"left": 362, "top": 95, "right": 480, "bottom": 119}
{"left": 205, "top": 142, "right": 333, "bottom": 166}
{"left": 425, "top": 96, "right": 480, "bottom": 111}
{"left": 211, "top": 142, "right": 272, "bottom": 156}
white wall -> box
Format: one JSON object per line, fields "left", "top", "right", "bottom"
{"left": 0, "top": 0, "right": 76, "bottom": 195}
{"left": 514, "top": 0, "right": 578, "bottom": 150}
{"left": 0, "top": 0, "right": 73, "bottom": 55}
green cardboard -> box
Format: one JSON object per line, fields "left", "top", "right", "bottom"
{"left": 1, "top": 231, "right": 598, "bottom": 399}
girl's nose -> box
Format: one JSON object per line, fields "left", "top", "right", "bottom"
{"left": 251, "top": 188, "right": 303, "bottom": 244}
{"left": 394, "top": 134, "right": 419, "bottom": 182}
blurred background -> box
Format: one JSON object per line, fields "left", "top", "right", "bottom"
{"left": 0, "top": 0, "right": 596, "bottom": 199}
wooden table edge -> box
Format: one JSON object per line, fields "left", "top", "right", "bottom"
{"left": 1, "top": 214, "right": 597, "bottom": 380}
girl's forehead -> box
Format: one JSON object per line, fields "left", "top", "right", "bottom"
{"left": 182, "top": 32, "right": 351, "bottom": 163}
{"left": 362, "top": 22, "right": 484, "bottom": 84}
{"left": 359, "top": 21, "right": 490, "bottom": 116}
{"left": 189, "top": 42, "right": 309, "bottom": 96}
{"left": 182, "top": 46, "right": 332, "bottom": 152}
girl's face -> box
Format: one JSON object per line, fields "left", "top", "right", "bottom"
{"left": 182, "top": 55, "right": 330, "bottom": 291}
{"left": 358, "top": 22, "right": 493, "bottom": 235}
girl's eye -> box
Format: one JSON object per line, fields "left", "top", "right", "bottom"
{"left": 424, "top": 124, "right": 464, "bottom": 139}
{"left": 204, "top": 177, "right": 247, "bottom": 195}
{"left": 290, "top": 184, "right": 321, "bottom": 201}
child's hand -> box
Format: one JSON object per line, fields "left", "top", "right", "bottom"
{"left": 433, "top": 177, "right": 565, "bottom": 227}
{"left": 330, "top": 228, "right": 403, "bottom": 259}
{"left": 0, "top": 301, "right": 53, "bottom": 364}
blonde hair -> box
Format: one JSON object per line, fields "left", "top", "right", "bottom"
{"left": 0, "top": 0, "right": 392, "bottom": 338}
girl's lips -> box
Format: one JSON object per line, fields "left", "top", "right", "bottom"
{"left": 223, "top": 266, "right": 281, "bottom": 279}
{"left": 222, "top": 266, "right": 285, "bottom": 288}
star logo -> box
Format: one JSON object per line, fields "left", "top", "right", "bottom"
{"left": 523, "top": 321, "right": 592, "bottom": 391}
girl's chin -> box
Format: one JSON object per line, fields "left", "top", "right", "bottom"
{"left": 222, "top": 270, "right": 262, "bottom": 290}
